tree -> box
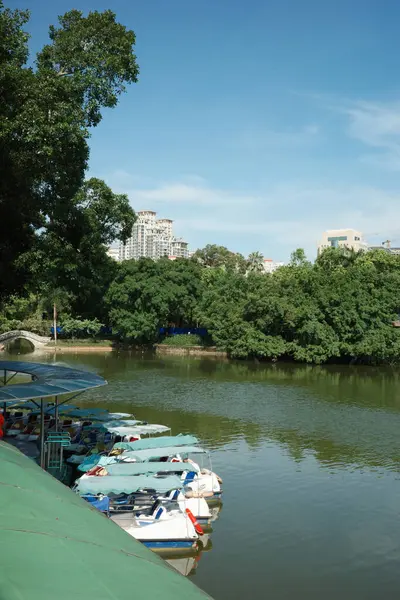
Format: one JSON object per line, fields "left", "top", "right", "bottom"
{"left": 0, "top": 4, "right": 139, "bottom": 298}
{"left": 25, "top": 178, "right": 136, "bottom": 320}
{"left": 192, "top": 244, "right": 247, "bottom": 273}
{"left": 60, "top": 316, "right": 103, "bottom": 339}
{"left": 106, "top": 258, "right": 204, "bottom": 343}
{"left": 247, "top": 251, "right": 265, "bottom": 274}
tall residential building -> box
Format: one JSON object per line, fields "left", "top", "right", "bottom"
{"left": 317, "top": 229, "right": 368, "bottom": 255}
{"left": 119, "top": 211, "right": 189, "bottom": 261}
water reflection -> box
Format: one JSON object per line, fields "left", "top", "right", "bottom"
{"left": 5, "top": 338, "right": 35, "bottom": 354}
{"left": 165, "top": 555, "right": 199, "bottom": 577}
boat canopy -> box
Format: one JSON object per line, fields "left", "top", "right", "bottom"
{"left": 0, "top": 360, "right": 106, "bottom": 402}
{"left": 104, "top": 424, "right": 170, "bottom": 436}
{"left": 113, "top": 434, "right": 198, "bottom": 451}
{"left": 61, "top": 408, "right": 110, "bottom": 420}
{"left": 117, "top": 445, "right": 208, "bottom": 463}
{"left": 101, "top": 419, "right": 142, "bottom": 428}
{"left": 105, "top": 461, "right": 200, "bottom": 476}
{"left": 107, "top": 413, "right": 133, "bottom": 419}
{"left": 75, "top": 474, "right": 183, "bottom": 495}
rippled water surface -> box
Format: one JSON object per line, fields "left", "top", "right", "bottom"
{"left": 11, "top": 352, "right": 400, "bottom": 599}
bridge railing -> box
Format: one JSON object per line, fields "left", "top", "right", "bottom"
{"left": 0, "top": 330, "right": 50, "bottom": 344}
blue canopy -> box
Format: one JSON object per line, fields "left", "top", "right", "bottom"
{"left": 105, "top": 462, "right": 199, "bottom": 476}
{"left": 62, "top": 408, "right": 109, "bottom": 420}
{"left": 113, "top": 435, "right": 198, "bottom": 452}
{"left": 0, "top": 361, "right": 106, "bottom": 402}
{"left": 101, "top": 420, "right": 142, "bottom": 428}
{"left": 75, "top": 474, "right": 183, "bottom": 495}
{"left": 77, "top": 454, "right": 104, "bottom": 472}
{"left": 30, "top": 404, "right": 79, "bottom": 416}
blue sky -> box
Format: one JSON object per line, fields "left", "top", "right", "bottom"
{"left": 10, "top": 0, "right": 400, "bottom": 259}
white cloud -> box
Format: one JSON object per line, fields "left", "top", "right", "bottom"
{"left": 337, "top": 100, "right": 400, "bottom": 170}
{"left": 107, "top": 176, "right": 261, "bottom": 208}
{"left": 149, "top": 180, "right": 400, "bottom": 250}
{"left": 103, "top": 167, "right": 400, "bottom": 258}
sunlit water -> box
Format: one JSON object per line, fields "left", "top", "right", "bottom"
{"left": 6, "top": 351, "right": 400, "bottom": 599}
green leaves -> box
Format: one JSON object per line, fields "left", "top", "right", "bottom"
{"left": 60, "top": 316, "right": 103, "bottom": 339}
{"left": 0, "top": 3, "right": 138, "bottom": 299}
{"left": 106, "top": 258, "right": 204, "bottom": 344}
{"left": 37, "top": 9, "right": 139, "bottom": 127}
{"left": 195, "top": 247, "right": 400, "bottom": 364}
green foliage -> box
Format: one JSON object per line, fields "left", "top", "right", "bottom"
{"left": 106, "top": 258, "right": 203, "bottom": 344}
{"left": 0, "top": 294, "right": 50, "bottom": 335}
{"left": 247, "top": 251, "right": 265, "bottom": 273}
{"left": 192, "top": 244, "right": 247, "bottom": 273}
{"left": 161, "top": 334, "right": 204, "bottom": 347}
{"left": 196, "top": 247, "right": 400, "bottom": 364}
{"left": 0, "top": 2, "right": 138, "bottom": 298}
{"left": 60, "top": 316, "right": 103, "bottom": 339}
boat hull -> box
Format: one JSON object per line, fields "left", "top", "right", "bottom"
{"left": 142, "top": 540, "right": 198, "bottom": 551}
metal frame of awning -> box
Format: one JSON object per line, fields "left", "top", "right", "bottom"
{"left": 0, "top": 361, "right": 107, "bottom": 468}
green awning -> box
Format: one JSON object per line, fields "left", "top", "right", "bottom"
{"left": 0, "top": 441, "right": 212, "bottom": 600}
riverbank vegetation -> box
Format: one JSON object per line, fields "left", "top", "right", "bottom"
{"left": 2, "top": 3, "right": 400, "bottom": 365}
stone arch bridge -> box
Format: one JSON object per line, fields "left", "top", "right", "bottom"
{"left": 0, "top": 330, "right": 50, "bottom": 350}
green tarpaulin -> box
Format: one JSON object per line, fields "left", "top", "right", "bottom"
{"left": 0, "top": 441, "right": 212, "bottom": 600}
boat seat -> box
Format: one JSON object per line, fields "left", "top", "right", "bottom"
{"left": 183, "top": 471, "right": 196, "bottom": 485}
{"left": 166, "top": 489, "right": 180, "bottom": 501}
{"left": 153, "top": 505, "right": 166, "bottom": 520}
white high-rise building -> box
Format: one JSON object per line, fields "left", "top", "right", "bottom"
{"left": 317, "top": 229, "right": 368, "bottom": 255}
{"left": 171, "top": 239, "right": 189, "bottom": 259}
{"left": 119, "top": 211, "right": 189, "bottom": 261}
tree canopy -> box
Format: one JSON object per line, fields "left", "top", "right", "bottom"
{"left": 0, "top": 2, "right": 138, "bottom": 298}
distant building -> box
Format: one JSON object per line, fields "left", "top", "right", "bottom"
{"left": 368, "top": 240, "right": 400, "bottom": 255}
{"left": 106, "top": 247, "right": 119, "bottom": 261}
{"left": 119, "top": 211, "right": 189, "bottom": 261}
{"left": 171, "top": 239, "right": 189, "bottom": 259}
{"left": 263, "top": 259, "right": 285, "bottom": 274}
{"left": 317, "top": 229, "right": 368, "bottom": 255}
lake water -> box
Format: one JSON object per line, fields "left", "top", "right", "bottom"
{"left": 7, "top": 351, "right": 400, "bottom": 599}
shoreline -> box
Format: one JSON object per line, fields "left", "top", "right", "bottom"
{"left": 41, "top": 345, "right": 114, "bottom": 353}
{"left": 154, "top": 344, "right": 227, "bottom": 358}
